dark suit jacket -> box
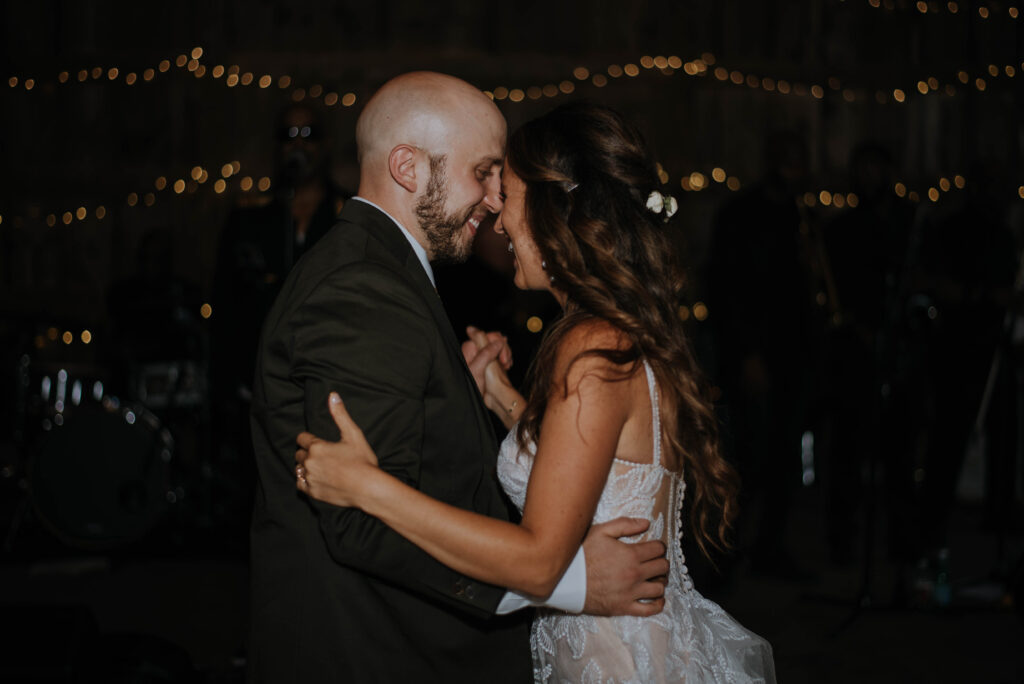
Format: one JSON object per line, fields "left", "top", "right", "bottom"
{"left": 248, "top": 200, "right": 531, "bottom": 683}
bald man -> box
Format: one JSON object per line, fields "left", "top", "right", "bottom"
{"left": 248, "top": 72, "right": 666, "bottom": 682}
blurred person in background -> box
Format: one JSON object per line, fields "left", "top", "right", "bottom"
{"left": 819, "top": 143, "right": 918, "bottom": 571}
{"left": 210, "top": 101, "right": 349, "bottom": 523}
{"left": 707, "top": 131, "right": 820, "bottom": 579}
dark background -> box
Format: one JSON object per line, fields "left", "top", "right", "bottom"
{"left": 1, "top": 1, "right": 1022, "bottom": 682}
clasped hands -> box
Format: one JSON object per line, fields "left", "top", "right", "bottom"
{"left": 460, "top": 325, "right": 520, "bottom": 416}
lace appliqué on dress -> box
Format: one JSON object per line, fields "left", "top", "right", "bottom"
{"left": 497, "top": 361, "right": 776, "bottom": 683}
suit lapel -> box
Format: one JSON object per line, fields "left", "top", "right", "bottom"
{"left": 401, "top": 251, "right": 467, "bottom": 353}
{"left": 338, "top": 201, "right": 498, "bottom": 452}
{"left": 339, "top": 200, "right": 472, "bottom": 379}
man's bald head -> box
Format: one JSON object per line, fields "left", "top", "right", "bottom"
{"left": 353, "top": 72, "right": 507, "bottom": 263}
{"left": 356, "top": 72, "right": 505, "bottom": 172}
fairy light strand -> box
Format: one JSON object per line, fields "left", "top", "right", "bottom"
{"left": 3, "top": 160, "right": 275, "bottom": 229}
{"left": 4, "top": 46, "right": 1021, "bottom": 223}
{"left": 846, "top": 0, "right": 1020, "bottom": 21}
{"left": 7, "top": 44, "right": 1020, "bottom": 111}
{"left": 5, "top": 45, "right": 360, "bottom": 110}
{"left": 3, "top": 167, "right": 1021, "bottom": 233}
{"left": 483, "top": 50, "right": 1021, "bottom": 107}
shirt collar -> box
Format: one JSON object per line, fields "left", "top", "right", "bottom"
{"left": 350, "top": 196, "right": 435, "bottom": 287}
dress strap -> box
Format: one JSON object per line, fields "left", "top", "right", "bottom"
{"left": 642, "top": 360, "right": 662, "bottom": 466}
{"left": 644, "top": 360, "right": 694, "bottom": 591}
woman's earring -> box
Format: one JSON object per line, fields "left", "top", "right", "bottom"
{"left": 541, "top": 260, "right": 555, "bottom": 284}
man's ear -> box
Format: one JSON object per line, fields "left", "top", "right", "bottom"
{"left": 388, "top": 144, "right": 418, "bottom": 193}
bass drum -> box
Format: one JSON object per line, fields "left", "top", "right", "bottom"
{"left": 29, "top": 402, "right": 174, "bottom": 549}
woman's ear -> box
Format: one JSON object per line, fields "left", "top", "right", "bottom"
{"left": 388, "top": 144, "right": 418, "bottom": 193}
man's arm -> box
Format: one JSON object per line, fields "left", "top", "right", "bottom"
{"left": 495, "top": 519, "right": 668, "bottom": 616}
{"left": 293, "top": 263, "right": 506, "bottom": 618}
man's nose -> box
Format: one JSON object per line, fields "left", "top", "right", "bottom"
{"left": 482, "top": 178, "right": 504, "bottom": 213}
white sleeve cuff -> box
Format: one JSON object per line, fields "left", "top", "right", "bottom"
{"left": 494, "top": 545, "right": 587, "bottom": 615}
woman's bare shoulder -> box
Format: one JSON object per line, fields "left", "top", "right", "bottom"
{"left": 551, "top": 318, "right": 635, "bottom": 392}
{"left": 556, "top": 317, "right": 630, "bottom": 358}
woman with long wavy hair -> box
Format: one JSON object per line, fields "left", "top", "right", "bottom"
{"left": 295, "top": 102, "right": 775, "bottom": 682}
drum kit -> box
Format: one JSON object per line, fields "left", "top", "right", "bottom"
{"left": 8, "top": 332, "right": 208, "bottom": 551}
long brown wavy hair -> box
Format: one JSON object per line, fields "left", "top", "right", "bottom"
{"left": 510, "top": 102, "right": 739, "bottom": 559}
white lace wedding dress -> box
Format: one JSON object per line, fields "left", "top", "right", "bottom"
{"left": 497, "top": 362, "right": 776, "bottom": 683}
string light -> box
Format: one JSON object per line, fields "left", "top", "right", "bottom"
{"left": 5, "top": 43, "right": 1016, "bottom": 113}
{"left": 482, "top": 51, "right": 1017, "bottom": 109}
{"left": 15, "top": 162, "right": 988, "bottom": 230}
{"left": 662, "top": 160, "right": 996, "bottom": 211}
{"left": 1, "top": 158, "right": 281, "bottom": 228}
{"left": 4, "top": 39, "right": 1018, "bottom": 226}
{"left": 2, "top": 45, "right": 363, "bottom": 111}
{"left": 850, "top": 0, "right": 1019, "bottom": 20}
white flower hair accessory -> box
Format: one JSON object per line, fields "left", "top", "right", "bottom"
{"left": 646, "top": 190, "right": 678, "bottom": 221}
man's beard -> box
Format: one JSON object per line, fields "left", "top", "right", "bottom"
{"left": 414, "top": 154, "right": 474, "bottom": 265}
